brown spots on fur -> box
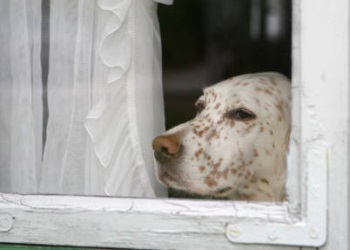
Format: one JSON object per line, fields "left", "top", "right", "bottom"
{"left": 193, "top": 125, "right": 210, "bottom": 138}
{"left": 208, "top": 158, "right": 223, "bottom": 171}
{"left": 214, "top": 103, "right": 221, "bottom": 110}
{"left": 276, "top": 101, "right": 284, "bottom": 113}
{"left": 244, "top": 172, "right": 258, "bottom": 183}
{"left": 275, "top": 98, "right": 287, "bottom": 121}
{"left": 264, "top": 89, "right": 273, "bottom": 95}
{"left": 217, "top": 117, "right": 225, "bottom": 125}
{"left": 205, "top": 89, "right": 218, "bottom": 103}
{"left": 197, "top": 150, "right": 211, "bottom": 162}
{"left": 205, "top": 176, "right": 218, "bottom": 187}
{"left": 235, "top": 81, "right": 243, "bottom": 86}
{"left": 206, "top": 129, "right": 219, "bottom": 141}
{"left": 199, "top": 166, "right": 206, "bottom": 172}
{"left": 194, "top": 148, "right": 214, "bottom": 162}
{"left": 269, "top": 130, "right": 274, "bottom": 136}
{"left": 238, "top": 193, "right": 256, "bottom": 200}
{"left": 245, "top": 122, "right": 257, "bottom": 133}
{"left": 261, "top": 178, "right": 270, "bottom": 185}
{"left": 231, "top": 169, "right": 237, "bottom": 175}
{"left": 259, "top": 126, "right": 264, "bottom": 133}
{"left": 195, "top": 148, "right": 203, "bottom": 159}
{"left": 255, "top": 86, "right": 274, "bottom": 96}
{"left": 254, "top": 98, "right": 261, "bottom": 105}
{"left": 270, "top": 77, "right": 278, "bottom": 86}
{"left": 238, "top": 149, "right": 245, "bottom": 165}
{"left": 212, "top": 167, "right": 229, "bottom": 180}
{"left": 223, "top": 168, "right": 229, "bottom": 180}
{"left": 254, "top": 148, "right": 259, "bottom": 157}
{"left": 237, "top": 149, "right": 247, "bottom": 167}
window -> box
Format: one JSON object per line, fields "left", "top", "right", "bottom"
{"left": 1, "top": 0, "right": 349, "bottom": 249}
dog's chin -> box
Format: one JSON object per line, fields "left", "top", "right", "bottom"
{"left": 168, "top": 186, "right": 235, "bottom": 200}
{"left": 156, "top": 169, "right": 198, "bottom": 193}
{"left": 156, "top": 170, "right": 172, "bottom": 188}
{"left": 156, "top": 167, "right": 186, "bottom": 190}
{"left": 156, "top": 166, "right": 235, "bottom": 198}
{"left": 159, "top": 178, "right": 234, "bottom": 198}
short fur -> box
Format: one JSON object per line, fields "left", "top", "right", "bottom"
{"left": 152, "top": 72, "right": 291, "bottom": 201}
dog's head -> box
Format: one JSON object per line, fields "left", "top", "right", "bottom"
{"left": 152, "top": 72, "right": 291, "bottom": 201}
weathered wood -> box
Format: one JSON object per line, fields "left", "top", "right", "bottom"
{"left": 298, "top": 0, "right": 350, "bottom": 249}
{"left": 0, "top": 194, "right": 297, "bottom": 250}
{"left": 1, "top": 0, "right": 350, "bottom": 249}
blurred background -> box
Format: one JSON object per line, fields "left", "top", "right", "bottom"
{"left": 158, "top": 0, "right": 292, "bottom": 129}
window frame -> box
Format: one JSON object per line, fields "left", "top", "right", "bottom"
{"left": 2, "top": 0, "right": 349, "bottom": 248}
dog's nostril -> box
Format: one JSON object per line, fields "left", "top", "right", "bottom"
{"left": 160, "top": 146, "right": 171, "bottom": 155}
{"left": 152, "top": 135, "right": 180, "bottom": 156}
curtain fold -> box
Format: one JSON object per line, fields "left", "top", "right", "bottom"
{"left": 0, "top": 0, "right": 43, "bottom": 194}
{"left": 0, "top": 0, "right": 166, "bottom": 197}
{"left": 40, "top": 0, "right": 96, "bottom": 194}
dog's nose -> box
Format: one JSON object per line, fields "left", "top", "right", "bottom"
{"left": 152, "top": 135, "right": 180, "bottom": 162}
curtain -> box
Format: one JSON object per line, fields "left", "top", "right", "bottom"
{"left": 0, "top": 0, "right": 169, "bottom": 197}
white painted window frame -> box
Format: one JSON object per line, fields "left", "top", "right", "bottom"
{"left": 1, "top": 0, "right": 349, "bottom": 248}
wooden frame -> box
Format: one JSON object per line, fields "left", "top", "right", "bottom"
{"left": 0, "top": 195, "right": 294, "bottom": 249}
{"left": 1, "top": 0, "right": 350, "bottom": 248}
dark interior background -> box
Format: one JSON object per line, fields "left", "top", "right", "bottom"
{"left": 158, "top": 0, "right": 292, "bottom": 130}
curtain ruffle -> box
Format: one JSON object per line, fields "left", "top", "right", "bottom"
{"left": 85, "top": 0, "right": 157, "bottom": 196}
{"left": 85, "top": 0, "right": 132, "bottom": 168}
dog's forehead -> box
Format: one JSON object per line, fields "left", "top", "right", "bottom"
{"left": 204, "top": 72, "right": 290, "bottom": 106}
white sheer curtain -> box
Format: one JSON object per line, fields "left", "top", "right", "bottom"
{"left": 0, "top": 0, "right": 171, "bottom": 197}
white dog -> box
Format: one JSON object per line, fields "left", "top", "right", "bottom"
{"left": 152, "top": 72, "right": 291, "bottom": 201}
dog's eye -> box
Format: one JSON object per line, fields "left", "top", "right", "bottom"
{"left": 195, "top": 100, "right": 205, "bottom": 114}
{"left": 226, "top": 108, "right": 256, "bottom": 121}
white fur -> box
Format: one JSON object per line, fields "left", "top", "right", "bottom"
{"left": 153, "top": 72, "right": 291, "bottom": 201}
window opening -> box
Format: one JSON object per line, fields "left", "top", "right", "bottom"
{"left": 158, "top": 0, "right": 292, "bottom": 199}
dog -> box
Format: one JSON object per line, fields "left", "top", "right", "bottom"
{"left": 152, "top": 72, "right": 291, "bottom": 201}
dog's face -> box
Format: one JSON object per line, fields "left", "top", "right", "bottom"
{"left": 153, "top": 73, "right": 291, "bottom": 201}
